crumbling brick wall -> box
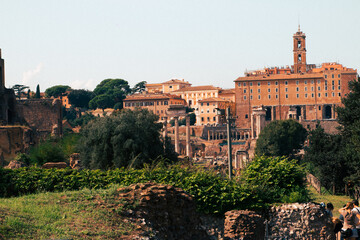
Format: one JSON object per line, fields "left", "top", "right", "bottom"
{"left": 16, "top": 99, "right": 62, "bottom": 137}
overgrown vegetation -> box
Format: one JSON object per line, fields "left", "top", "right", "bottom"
{"left": 0, "top": 155, "right": 309, "bottom": 215}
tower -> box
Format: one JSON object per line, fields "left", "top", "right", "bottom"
{"left": 293, "top": 26, "right": 307, "bottom": 73}
{"left": 0, "top": 49, "right": 4, "bottom": 91}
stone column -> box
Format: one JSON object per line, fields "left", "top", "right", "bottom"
{"left": 163, "top": 116, "right": 168, "bottom": 139}
{"left": 207, "top": 130, "right": 210, "bottom": 141}
{"left": 256, "top": 114, "right": 260, "bottom": 139}
{"left": 174, "top": 116, "right": 180, "bottom": 154}
{"left": 186, "top": 115, "right": 191, "bottom": 158}
{"left": 251, "top": 113, "right": 255, "bottom": 139}
{"left": 332, "top": 104, "right": 336, "bottom": 119}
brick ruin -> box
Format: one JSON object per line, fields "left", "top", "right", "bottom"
{"left": 0, "top": 49, "right": 62, "bottom": 162}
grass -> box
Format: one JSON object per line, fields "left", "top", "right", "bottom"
{"left": 308, "top": 184, "right": 352, "bottom": 218}
{"left": 0, "top": 185, "right": 140, "bottom": 239}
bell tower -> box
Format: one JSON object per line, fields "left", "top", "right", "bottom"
{"left": 293, "top": 26, "right": 307, "bottom": 73}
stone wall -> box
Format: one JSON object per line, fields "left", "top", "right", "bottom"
{"left": 16, "top": 99, "right": 62, "bottom": 137}
{"left": 301, "top": 119, "right": 340, "bottom": 134}
{"left": 0, "top": 126, "right": 35, "bottom": 162}
{"left": 267, "top": 203, "right": 335, "bottom": 239}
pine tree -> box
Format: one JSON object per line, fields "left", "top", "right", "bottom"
{"left": 35, "top": 84, "right": 40, "bottom": 98}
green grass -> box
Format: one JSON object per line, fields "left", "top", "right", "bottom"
{"left": 0, "top": 185, "right": 138, "bottom": 239}
{"left": 308, "top": 185, "right": 352, "bottom": 218}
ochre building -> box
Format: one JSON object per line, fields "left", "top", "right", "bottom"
{"left": 234, "top": 28, "right": 358, "bottom": 134}
{"left": 123, "top": 93, "right": 186, "bottom": 121}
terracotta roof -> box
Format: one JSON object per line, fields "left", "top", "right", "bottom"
{"left": 172, "top": 85, "right": 221, "bottom": 92}
{"left": 162, "top": 79, "right": 191, "bottom": 85}
{"left": 124, "top": 93, "right": 183, "bottom": 101}
{"left": 235, "top": 72, "right": 323, "bottom": 82}
{"left": 219, "top": 89, "right": 235, "bottom": 94}
{"left": 198, "top": 97, "right": 229, "bottom": 103}
{"left": 146, "top": 83, "right": 162, "bottom": 87}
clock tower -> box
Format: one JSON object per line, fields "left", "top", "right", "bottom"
{"left": 293, "top": 26, "right": 307, "bottom": 73}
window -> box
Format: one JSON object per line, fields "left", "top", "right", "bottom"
{"left": 296, "top": 87, "right": 299, "bottom": 92}
{"left": 305, "top": 80, "right": 308, "bottom": 84}
{"left": 338, "top": 74, "right": 341, "bottom": 78}
{"left": 338, "top": 92, "right": 341, "bottom": 96}
{"left": 338, "top": 86, "right": 341, "bottom": 90}
{"left": 325, "top": 86, "right": 328, "bottom": 91}
{"left": 318, "top": 86, "right": 321, "bottom": 91}
{"left": 312, "top": 93, "right": 314, "bottom": 98}
{"left": 258, "top": 95, "right": 261, "bottom": 99}
{"left": 268, "top": 89, "right": 271, "bottom": 93}
{"left": 201, "top": 109, "right": 204, "bottom": 113}
{"left": 243, "top": 82, "right": 246, "bottom": 86}
{"left": 207, "top": 103, "right": 209, "bottom": 106}
{"left": 311, "top": 80, "right": 314, "bottom": 84}
{"left": 275, "top": 81, "right": 278, "bottom": 85}
{"left": 201, "top": 103, "right": 203, "bottom": 106}
{"left": 332, "top": 80, "right": 335, "bottom": 85}
{"left": 296, "top": 80, "right": 299, "bottom": 85}
{"left": 268, "top": 82, "right": 270, "bottom": 85}
{"left": 258, "top": 89, "right": 261, "bottom": 93}
{"left": 305, "top": 93, "right": 308, "bottom": 98}
{"left": 250, "top": 95, "right": 253, "bottom": 100}
{"left": 285, "top": 94, "right": 288, "bottom": 98}
{"left": 268, "top": 95, "right": 271, "bottom": 99}
{"left": 319, "top": 106, "right": 321, "bottom": 110}
{"left": 318, "top": 80, "right": 321, "bottom": 84}
{"left": 207, "top": 109, "right": 209, "bottom": 113}
{"left": 276, "top": 88, "right": 278, "bottom": 92}
{"left": 245, "top": 114, "right": 248, "bottom": 119}
{"left": 311, "top": 87, "right": 314, "bottom": 91}
{"left": 332, "top": 74, "right": 334, "bottom": 78}
{"left": 318, "top": 93, "right": 321, "bottom": 97}
{"left": 250, "top": 82, "right": 253, "bottom": 86}
{"left": 285, "top": 81, "right": 288, "bottom": 85}
{"left": 244, "top": 96, "right": 247, "bottom": 100}
{"left": 201, "top": 117, "right": 204, "bottom": 122}
{"left": 250, "top": 89, "right": 253, "bottom": 93}
{"left": 164, "top": 101, "right": 168, "bottom": 105}
{"left": 332, "top": 92, "right": 335, "bottom": 97}
{"left": 189, "top": 100, "right": 192, "bottom": 105}
{"left": 325, "top": 80, "right": 328, "bottom": 85}
{"left": 169, "top": 85, "right": 172, "bottom": 88}
{"left": 285, "top": 88, "right": 288, "bottom": 92}
{"left": 332, "top": 86, "right": 335, "bottom": 90}
{"left": 325, "top": 75, "right": 327, "bottom": 78}
{"left": 213, "top": 117, "right": 216, "bottom": 121}
{"left": 305, "top": 87, "right": 308, "bottom": 91}
{"left": 338, "top": 80, "right": 341, "bottom": 85}
{"left": 296, "top": 94, "right": 299, "bottom": 98}
{"left": 325, "top": 93, "right": 328, "bottom": 97}
{"left": 276, "top": 94, "right": 278, "bottom": 99}
{"left": 244, "top": 89, "right": 246, "bottom": 93}
{"left": 207, "top": 117, "right": 210, "bottom": 122}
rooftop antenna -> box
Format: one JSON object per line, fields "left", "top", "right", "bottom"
{"left": 298, "top": 14, "right": 301, "bottom": 32}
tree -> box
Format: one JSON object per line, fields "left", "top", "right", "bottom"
{"left": 12, "top": 84, "right": 29, "bottom": 99}
{"left": 131, "top": 81, "right": 147, "bottom": 94}
{"left": 35, "top": 84, "right": 41, "bottom": 98}
{"left": 67, "top": 89, "right": 94, "bottom": 109}
{"left": 45, "top": 85, "right": 71, "bottom": 98}
{"left": 303, "top": 125, "right": 346, "bottom": 194}
{"left": 255, "top": 119, "right": 307, "bottom": 158}
{"left": 243, "top": 155, "right": 308, "bottom": 203}
{"left": 77, "top": 108, "right": 177, "bottom": 170}
{"left": 90, "top": 79, "right": 131, "bottom": 109}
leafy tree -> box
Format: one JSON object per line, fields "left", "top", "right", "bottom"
{"left": 12, "top": 84, "right": 29, "bottom": 99}
{"left": 131, "top": 81, "right": 147, "bottom": 94}
{"left": 67, "top": 89, "right": 94, "bottom": 109}
{"left": 255, "top": 119, "right": 307, "bottom": 158}
{"left": 28, "top": 138, "right": 66, "bottom": 165}
{"left": 35, "top": 84, "right": 41, "bottom": 98}
{"left": 45, "top": 85, "right": 71, "bottom": 98}
{"left": 89, "top": 79, "right": 130, "bottom": 109}
{"left": 243, "top": 155, "right": 309, "bottom": 203}
{"left": 303, "top": 125, "right": 346, "bottom": 193}
{"left": 77, "top": 108, "right": 177, "bottom": 170}
{"left": 170, "top": 113, "right": 196, "bottom": 126}
{"left": 27, "top": 89, "right": 30, "bottom": 99}
{"left": 89, "top": 94, "right": 113, "bottom": 110}
{"left": 72, "top": 112, "right": 96, "bottom": 127}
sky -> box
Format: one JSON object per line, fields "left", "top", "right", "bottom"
{"left": 0, "top": 0, "right": 359, "bottom": 92}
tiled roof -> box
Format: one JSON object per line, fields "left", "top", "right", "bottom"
{"left": 162, "top": 79, "right": 191, "bottom": 85}
{"left": 198, "top": 97, "right": 228, "bottom": 103}
{"left": 235, "top": 72, "right": 323, "bottom": 82}
{"left": 219, "top": 89, "right": 235, "bottom": 94}
{"left": 172, "top": 85, "right": 221, "bottom": 92}
{"left": 124, "top": 93, "right": 182, "bottom": 101}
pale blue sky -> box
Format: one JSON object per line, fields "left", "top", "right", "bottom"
{"left": 0, "top": 0, "right": 359, "bottom": 92}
